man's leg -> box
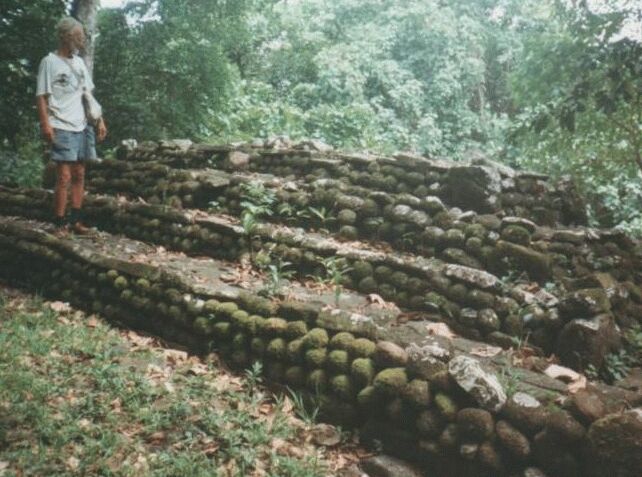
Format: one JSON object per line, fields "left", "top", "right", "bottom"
{"left": 53, "top": 162, "right": 71, "bottom": 228}
{"left": 69, "top": 162, "right": 90, "bottom": 233}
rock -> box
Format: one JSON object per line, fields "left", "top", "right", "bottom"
{"left": 448, "top": 356, "right": 507, "bottom": 412}
{"left": 360, "top": 455, "right": 423, "bottom": 477}
{"left": 311, "top": 423, "right": 342, "bottom": 447}
{"left": 587, "top": 408, "right": 642, "bottom": 477}
{"left": 441, "top": 248, "right": 483, "bottom": 269}
{"left": 374, "top": 341, "right": 408, "bottom": 368}
{"left": 443, "top": 264, "right": 501, "bottom": 290}
{"left": 569, "top": 390, "right": 606, "bottom": 424}
{"left": 546, "top": 410, "right": 586, "bottom": 442}
{"left": 226, "top": 151, "right": 250, "bottom": 170}
{"left": 615, "top": 367, "right": 642, "bottom": 393}
{"left": 559, "top": 288, "right": 612, "bottom": 318}
{"left": 443, "top": 165, "right": 502, "bottom": 213}
{"left": 496, "top": 240, "right": 552, "bottom": 280}
{"left": 475, "top": 214, "right": 502, "bottom": 230}
{"left": 422, "top": 196, "right": 446, "bottom": 213}
{"left": 160, "top": 139, "right": 192, "bottom": 151}
{"left": 309, "top": 139, "right": 333, "bottom": 153}
{"left": 337, "top": 464, "right": 367, "bottom": 477}
{"left": 523, "top": 468, "right": 549, "bottom": 477}
{"left": 496, "top": 419, "right": 531, "bottom": 459}
{"left": 456, "top": 408, "right": 494, "bottom": 441}
{"left": 406, "top": 339, "right": 452, "bottom": 380}
{"left": 556, "top": 314, "right": 621, "bottom": 369}
{"left": 500, "top": 392, "right": 547, "bottom": 435}
{"left": 501, "top": 216, "right": 537, "bottom": 234}
{"left": 553, "top": 229, "right": 586, "bottom": 244}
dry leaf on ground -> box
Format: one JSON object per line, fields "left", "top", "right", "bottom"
{"left": 425, "top": 322, "right": 456, "bottom": 339}
{"left": 544, "top": 364, "right": 587, "bottom": 393}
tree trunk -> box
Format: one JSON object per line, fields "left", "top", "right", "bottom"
{"left": 71, "top": 0, "right": 100, "bottom": 74}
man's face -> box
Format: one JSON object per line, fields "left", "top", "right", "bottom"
{"left": 64, "top": 26, "right": 86, "bottom": 52}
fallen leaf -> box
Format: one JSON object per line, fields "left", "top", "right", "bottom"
{"left": 470, "top": 346, "right": 502, "bottom": 358}
{"left": 49, "top": 301, "right": 71, "bottom": 313}
{"left": 544, "top": 364, "right": 587, "bottom": 393}
{"left": 425, "top": 322, "right": 456, "bottom": 339}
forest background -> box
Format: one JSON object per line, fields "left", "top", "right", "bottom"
{"left": 1, "top": 0, "right": 640, "bottom": 234}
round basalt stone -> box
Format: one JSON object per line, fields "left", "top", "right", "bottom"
{"left": 349, "top": 338, "right": 376, "bottom": 358}
{"left": 303, "top": 328, "right": 329, "bottom": 349}
{"left": 329, "top": 331, "right": 355, "bottom": 350}
{"left": 339, "top": 225, "right": 358, "bottom": 241}
{"left": 416, "top": 410, "right": 445, "bottom": 438}
{"left": 373, "top": 368, "right": 408, "bottom": 397}
{"left": 358, "top": 276, "right": 378, "bottom": 294}
{"left": 390, "top": 271, "right": 409, "bottom": 289}
{"left": 402, "top": 379, "right": 431, "bottom": 407}
{"left": 434, "top": 393, "right": 458, "bottom": 421}
{"left": 266, "top": 338, "right": 287, "bottom": 360}
{"left": 501, "top": 225, "right": 531, "bottom": 246}
{"left": 307, "top": 369, "right": 328, "bottom": 393}
{"left": 438, "top": 423, "right": 460, "bottom": 448}
{"left": 545, "top": 410, "right": 586, "bottom": 443}
{"left": 444, "top": 228, "right": 466, "bottom": 248}
{"left": 305, "top": 348, "right": 328, "bottom": 368}
{"left": 423, "top": 226, "right": 445, "bottom": 247}
{"left": 447, "top": 283, "right": 469, "bottom": 303}
{"left": 346, "top": 259, "right": 372, "bottom": 280}
{"left": 285, "top": 366, "right": 306, "bottom": 387}
{"left": 331, "top": 374, "right": 357, "bottom": 400}
{"left": 374, "top": 265, "right": 393, "bottom": 281}
{"left": 466, "top": 289, "right": 496, "bottom": 309}
{"left": 496, "top": 420, "right": 531, "bottom": 459}
{"left": 338, "top": 209, "right": 357, "bottom": 225}
{"left": 351, "top": 358, "right": 376, "bottom": 388}
{"left": 477, "top": 441, "right": 504, "bottom": 473}
{"left": 250, "top": 337, "right": 266, "bottom": 356}
{"left": 327, "top": 349, "right": 350, "bottom": 374}
{"left": 457, "top": 408, "right": 494, "bottom": 441}
{"left": 286, "top": 339, "right": 304, "bottom": 363}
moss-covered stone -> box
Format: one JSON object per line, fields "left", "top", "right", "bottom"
{"left": 501, "top": 225, "right": 531, "bottom": 246}
{"left": 402, "top": 379, "right": 431, "bottom": 407}
{"left": 230, "top": 349, "right": 250, "bottom": 368}
{"left": 443, "top": 228, "right": 466, "bottom": 248}
{"left": 203, "top": 299, "right": 220, "bottom": 315}
{"left": 447, "top": 283, "right": 469, "bottom": 303}
{"left": 329, "top": 331, "right": 355, "bottom": 351}
{"left": 305, "top": 348, "right": 328, "bottom": 368}
{"left": 113, "top": 276, "right": 128, "bottom": 290}
{"left": 374, "top": 265, "right": 393, "bottom": 282}
{"left": 303, "top": 328, "right": 329, "bottom": 349}
{"left": 373, "top": 368, "right": 408, "bottom": 397}
{"left": 358, "top": 276, "right": 378, "bottom": 294}
{"left": 466, "top": 289, "right": 496, "bottom": 309}
{"left": 339, "top": 225, "right": 358, "bottom": 241}
{"left": 496, "top": 420, "right": 531, "bottom": 459}
{"left": 265, "top": 361, "right": 286, "bottom": 382}
{"left": 390, "top": 271, "right": 409, "bottom": 289}
{"left": 338, "top": 209, "right": 357, "bottom": 225}
{"left": 349, "top": 338, "right": 376, "bottom": 358}
{"left": 230, "top": 309, "right": 250, "bottom": 328}
{"left": 477, "top": 441, "right": 504, "bottom": 473}
{"left": 286, "top": 320, "right": 308, "bottom": 339}
{"left": 232, "top": 332, "right": 248, "bottom": 349}
{"left": 416, "top": 410, "right": 445, "bottom": 438}
{"left": 262, "top": 317, "right": 288, "bottom": 336}
{"left": 352, "top": 261, "right": 374, "bottom": 281}
{"left": 356, "top": 386, "right": 380, "bottom": 410}
{"left": 434, "top": 392, "right": 458, "bottom": 421}
{"left": 250, "top": 337, "right": 266, "bottom": 356}
{"left": 193, "top": 316, "right": 213, "bottom": 335}
{"left": 351, "top": 357, "right": 376, "bottom": 388}
{"left": 457, "top": 408, "right": 494, "bottom": 441}
{"left": 284, "top": 366, "right": 306, "bottom": 387}
{"left": 438, "top": 423, "right": 460, "bottom": 448}
{"left": 135, "top": 277, "right": 151, "bottom": 293}
{"left": 212, "top": 321, "right": 231, "bottom": 339}
{"left": 331, "top": 374, "right": 356, "bottom": 400}
{"left": 217, "top": 301, "right": 239, "bottom": 317}
{"left": 266, "top": 338, "right": 287, "bottom": 360}
{"left": 307, "top": 369, "right": 328, "bottom": 393}
{"left": 286, "top": 338, "right": 304, "bottom": 364}
{"left": 327, "top": 349, "right": 350, "bottom": 374}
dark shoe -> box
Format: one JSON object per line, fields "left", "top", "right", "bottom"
{"left": 71, "top": 221, "right": 94, "bottom": 235}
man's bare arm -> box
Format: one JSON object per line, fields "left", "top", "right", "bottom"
{"left": 36, "top": 95, "right": 54, "bottom": 143}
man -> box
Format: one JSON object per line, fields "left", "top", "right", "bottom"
{"left": 36, "top": 16, "right": 107, "bottom": 235}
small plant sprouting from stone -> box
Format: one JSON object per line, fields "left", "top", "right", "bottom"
{"left": 240, "top": 181, "right": 276, "bottom": 236}
{"left": 320, "top": 257, "right": 353, "bottom": 306}
{"left": 261, "top": 258, "right": 295, "bottom": 297}
{"left": 308, "top": 206, "right": 329, "bottom": 226}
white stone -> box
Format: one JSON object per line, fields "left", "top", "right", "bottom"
{"left": 448, "top": 356, "right": 507, "bottom": 412}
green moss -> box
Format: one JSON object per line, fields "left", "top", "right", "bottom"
{"left": 262, "top": 317, "right": 288, "bottom": 336}
{"left": 447, "top": 283, "right": 468, "bottom": 303}
{"left": 501, "top": 225, "right": 531, "bottom": 246}
{"left": 329, "top": 331, "right": 355, "bottom": 351}
{"left": 331, "top": 375, "right": 356, "bottom": 400}
{"left": 464, "top": 223, "right": 487, "bottom": 239}
{"left": 212, "top": 321, "right": 231, "bottom": 339}
{"left": 351, "top": 358, "right": 376, "bottom": 388}
{"left": 416, "top": 410, "right": 444, "bottom": 438}
{"left": 356, "top": 386, "right": 379, "bottom": 410}
{"left": 266, "top": 338, "right": 287, "bottom": 360}
{"left": 120, "top": 289, "right": 134, "bottom": 302}
{"left": 232, "top": 332, "right": 248, "bottom": 349}
{"left": 230, "top": 310, "right": 250, "bottom": 329}
{"left": 434, "top": 393, "right": 458, "bottom": 421}
{"left": 167, "top": 305, "right": 183, "bottom": 322}
{"left": 339, "top": 225, "right": 358, "bottom": 241}
{"left": 192, "top": 316, "right": 213, "bottom": 335}
{"left": 349, "top": 338, "right": 376, "bottom": 358}
{"left": 466, "top": 289, "right": 496, "bottom": 309}
{"left": 106, "top": 269, "right": 119, "bottom": 280}
{"left": 217, "top": 301, "right": 239, "bottom": 317}
{"left": 352, "top": 261, "right": 374, "bottom": 281}
{"left": 135, "top": 278, "right": 151, "bottom": 292}
{"left": 286, "top": 321, "right": 308, "bottom": 339}
{"left": 286, "top": 338, "right": 305, "bottom": 363}
{"left": 285, "top": 366, "right": 306, "bottom": 387}
{"left": 327, "top": 349, "right": 350, "bottom": 374}
{"left": 406, "top": 277, "right": 425, "bottom": 294}
{"left": 250, "top": 337, "right": 266, "bottom": 356}
{"left": 390, "top": 271, "right": 409, "bottom": 289}
{"left": 374, "top": 265, "right": 393, "bottom": 282}
{"left": 338, "top": 209, "right": 357, "bottom": 225}
{"left": 240, "top": 293, "right": 279, "bottom": 316}
{"left": 403, "top": 379, "right": 431, "bottom": 407}
{"left": 165, "top": 288, "right": 182, "bottom": 305}
{"left": 113, "top": 276, "right": 128, "bottom": 290}
{"left": 305, "top": 348, "right": 328, "bottom": 368}
{"left": 303, "top": 328, "right": 329, "bottom": 349}
{"left": 373, "top": 368, "right": 408, "bottom": 397}
{"left": 307, "top": 369, "right": 328, "bottom": 393}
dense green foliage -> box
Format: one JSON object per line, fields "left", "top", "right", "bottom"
{"left": 0, "top": 0, "right": 640, "bottom": 232}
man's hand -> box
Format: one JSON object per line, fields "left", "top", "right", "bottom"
{"left": 97, "top": 119, "right": 107, "bottom": 142}
{"left": 41, "top": 124, "right": 55, "bottom": 144}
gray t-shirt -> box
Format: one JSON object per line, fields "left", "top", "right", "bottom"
{"left": 36, "top": 52, "right": 95, "bottom": 132}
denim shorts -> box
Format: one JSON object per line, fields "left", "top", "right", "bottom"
{"left": 51, "top": 126, "right": 97, "bottom": 162}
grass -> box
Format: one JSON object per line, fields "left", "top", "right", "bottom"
{"left": 0, "top": 286, "right": 352, "bottom": 477}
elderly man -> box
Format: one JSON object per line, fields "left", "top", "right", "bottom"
{"left": 36, "top": 16, "right": 107, "bottom": 235}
